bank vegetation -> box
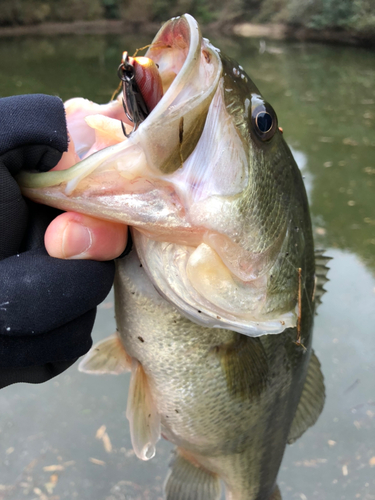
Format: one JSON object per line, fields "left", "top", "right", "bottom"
{"left": 1, "top": 0, "right": 374, "bottom": 43}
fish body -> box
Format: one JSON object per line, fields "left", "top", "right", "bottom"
{"left": 17, "top": 14, "right": 328, "bottom": 500}
{"left": 114, "top": 249, "right": 314, "bottom": 500}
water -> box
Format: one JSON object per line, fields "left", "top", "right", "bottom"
{"left": 0, "top": 33, "right": 374, "bottom": 500}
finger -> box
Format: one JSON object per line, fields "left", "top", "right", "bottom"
{"left": 45, "top": 212, "right": 128, "bottom": 260}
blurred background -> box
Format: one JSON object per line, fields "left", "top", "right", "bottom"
{"left": 0, "top": 0, "right": 375, "bottom": 44}
{"left": 0, "top": 1, "right": 375, "bottom": 500}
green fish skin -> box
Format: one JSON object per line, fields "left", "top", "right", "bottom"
{"left": 110, "top": 245, "right": 323, "bottom": 500}
{"left": 17, "top": 14, "right": 327, "bottom": 500}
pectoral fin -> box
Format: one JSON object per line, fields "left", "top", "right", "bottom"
{"left": 288, "top": 351, "right": 325, "bottom": 444}
{"left": 78, "top": 333, "right": 132, "bottom": 374}
{"left": 126, "top": 359, "right": 161, "bottom": 461}
{"left": 164, "top": 448, "right": 221, "bottom": 500}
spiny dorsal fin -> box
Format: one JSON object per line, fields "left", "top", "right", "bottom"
{"left": 165, "top": 448, "right": 221, "bottom": 500}
{"left": 314, "top": 249, "right": 332, "bottom": 310}
{"left": 288, "top": 350, "right": 325, "bottom": 444}
{"left": 126, "top": 359, "right": 161, "bottom": 461}
{"left": 78, "top": 333, "right": 132, "bottom": 374}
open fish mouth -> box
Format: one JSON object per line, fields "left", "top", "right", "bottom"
{"left": 18, "top": 14, "right": 298, "bottom": 337}
{"left": 18, "top": 14, "right": 221, "bottom": 235}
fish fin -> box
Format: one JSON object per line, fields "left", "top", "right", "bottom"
{"left": 164, "top": 448, "right": 221, "bottom": 500}
{"left": 126, "top": 359, "right": 160, "bottom": 461}
{"left": 78, "top": 333, "right": 132, "bottom": 374}
{"left": 288, "top": 350, "right": 325, "bottom": 444}
{"left": 269, "top": 485, "right": 282, "bottom": 500}
{"left": 314, "top": 249, "right": 332, "bottom": 310}
{"left": 215, "top": 335, "right": 269, "bottom": 400}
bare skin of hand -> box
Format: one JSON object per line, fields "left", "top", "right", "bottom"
{"left": 44, "top": 135, "right": 128, "bottom": 260}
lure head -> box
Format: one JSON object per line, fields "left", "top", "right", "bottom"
{"left": 18, "top": 14, "right": 314, "bottom": 337}
{"left": 118, "top": 51, "right": 163, "bottom": 131}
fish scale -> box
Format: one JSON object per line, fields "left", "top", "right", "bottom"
{"left": 112, "top": 248, "right": 313, "bottom": 500}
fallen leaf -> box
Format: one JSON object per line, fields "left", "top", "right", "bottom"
{"left": 369, "top": 457, "right": 375, "bottom": 467}
{"left": 89, "top": 457, "right": 105, "bottom": 466}
{"left": 0, "top": 485, "right": 13, "bottom": 492}
{"left": 45, "top": 482, "right": 56, "bottom": 495}
{"left": 43, "top": 465, "right": 64, "bottom": 472}
{"left": 102, "top": 432, "right": 113, "bottom": 453}
{"left": 294, "top": 458, "right": 327, "bottom": 467}
{"left": 33, "top": 488, "right": 48, "bottom": 500}
{"left": 96, "top": 425, "right": 107, "bottom": 440}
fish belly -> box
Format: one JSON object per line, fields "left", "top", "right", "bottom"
{"left": 114, "top": 250, "right": 306, "bottom": 499}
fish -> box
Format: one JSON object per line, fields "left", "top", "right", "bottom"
{"left": 17, "top": 14, "right": 330, "bottom": 500}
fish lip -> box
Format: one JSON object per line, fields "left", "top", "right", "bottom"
{"left": 143, "top": 13, "right": 201, "bottom": 118}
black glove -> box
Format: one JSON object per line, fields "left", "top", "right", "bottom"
{"left": 0, "top": 94, "right": 115, "bottom": 389}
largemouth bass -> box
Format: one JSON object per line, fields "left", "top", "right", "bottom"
{"left": 18, "top": 14, "right": 329, "bottom": 500}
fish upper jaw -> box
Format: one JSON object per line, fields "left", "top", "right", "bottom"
{"left": 135, "top": 13, "right": 222, "bottom": 175}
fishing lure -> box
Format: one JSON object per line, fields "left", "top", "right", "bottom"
{"left": 118, "top": 51, "right": 163, "bottom": 137}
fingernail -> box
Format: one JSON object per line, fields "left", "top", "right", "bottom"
{"left": 62, "top": 222, "right": 92, "bottom": 258}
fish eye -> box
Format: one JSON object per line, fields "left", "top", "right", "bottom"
{"left": 256, "top": 112, "right": 272, "bottom": 133}
{"left": 251, "top": 103, "right": 278, "bottom": 141}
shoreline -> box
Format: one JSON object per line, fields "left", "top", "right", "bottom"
{"left": 0, "top": 19, "right": 373, "bottom": 47}
{"left": 233, "top": 23, "right": 375, "bottom": 47}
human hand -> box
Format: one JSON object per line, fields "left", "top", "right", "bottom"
{"left": 0, "top": 94, "right": 126, "bottom": 389}
{"left": 44, "top": 133, "right": 128, "bottom": 260}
